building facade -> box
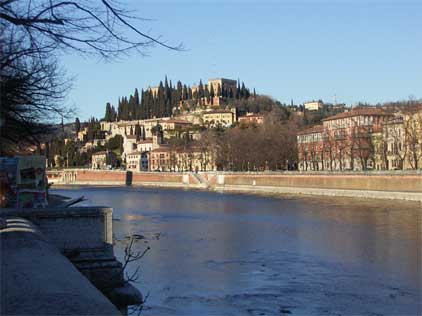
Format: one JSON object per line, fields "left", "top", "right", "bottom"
{"left": 304, "top": 101, "right": 324, "bottom": 111}
{"left": 202, "top": 109, "right": 236, "bottom": 127}
{"left": 297, "top": 108, "right": 394, "bottom": 171}
{"left": 91, "top": 151, "right": 117, "bottom": 169}
{"left": 238, "top": 113, "right": 264, "bottom": 125}
{"left": 150, "top": 146, "right": 216, "bottom": 172}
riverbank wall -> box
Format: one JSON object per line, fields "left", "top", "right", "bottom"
{"left": 48, "top": 169, "right": 422, "bottom": 202}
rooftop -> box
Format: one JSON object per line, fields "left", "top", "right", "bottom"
{"left": 127, "top": 151, "right": 143, "bottom": 156}
{"left": 203, "top": 110, "right": 233, "bottom": 115}
{"left": 208, "top": 78, "right": 237, "bottom": 83}
{"left": 151, "top": 146, "right": 171, "bottom": 153}
{"left": 297, "top": 125, "right": 324, "bottom": 135}
{"left": 322, "top": 107, "right": 391, "bottom": 122}
{"left": 137, "top": 138, "right": 153, "bottom": 144}
{"left": 160, "top": 119, "right": 192, "bottom": 125}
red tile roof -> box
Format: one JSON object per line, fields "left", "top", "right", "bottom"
{"left": 150, "top": 146, "right": 171, "bottom": 153}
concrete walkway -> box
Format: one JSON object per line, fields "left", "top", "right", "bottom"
{"left": 0, "top": 217, "right": 120, "bottom": 316}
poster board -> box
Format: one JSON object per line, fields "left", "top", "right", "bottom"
{"left": 0, "top": 157, "right": 19, "bottom": 208}
{"left": 0, "top": 155, "right": 47, "bottom": 208}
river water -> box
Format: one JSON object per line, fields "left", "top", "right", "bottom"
{"left": 52, "top": 186, "right": 421, "bottom": 316}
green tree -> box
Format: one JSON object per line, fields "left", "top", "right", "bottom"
{"left": 104, "top": 102, "right": 112, "bottom": 121}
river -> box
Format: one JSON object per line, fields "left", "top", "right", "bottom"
{"left": 51, "top": 186, "right": 421, "bottom": 316}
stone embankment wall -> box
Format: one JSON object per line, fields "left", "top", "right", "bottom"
{"left": 48, "top": 169, "right": 422, "bottom": 201}
{"left": 216, "top": 173, "right": 422, "bottom": 202}
{"left": 52, "top": 169, "right": 184, "bottom": 186}
{"left": 221, "top": 173, "right": 422, "bottom": 193}
{"left": 0, "top": 214, "right": 120, "bottom": 315}
{"left": 0, "top": 207, "right": 142, "bottom": 315}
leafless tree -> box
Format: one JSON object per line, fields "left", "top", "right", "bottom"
{"left": 0, "top": 0, "right": 182, "bottom": 59}
{"left": 403, "top": 107, "right": 422, "bottom": 170}
{"left": 1, "top": 0, "right": 181, "bottom": 154}
{"left": 0, "top": 27, "right": 73, "bottom": 154}
{"left": 119, "top": 235, "right": 151, "bottom": 315}
{"left": 209, "top": 111, "right": 299, "bottom": 171}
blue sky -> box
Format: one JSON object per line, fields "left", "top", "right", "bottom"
{"left": 62, "top": 0, "right": 422, "bottom": 121}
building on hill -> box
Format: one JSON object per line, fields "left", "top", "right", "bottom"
{"left": 77, "top": 127, "right": 89, "bottom": 142}
{"left": 208, "top": 78, "right": 237, "bottom": 97}
{"left": 92, "top": 151, "right": 117, "bottom": 169}
{"left": 122, "top": 124, "right": 165, "bottom": 163}
{"left": 136, "top": 138, "right": 154, "bottom": 153}
{"left": 238, "top": 113, "right": 264, "bottom": 125}
{"left": 202, "top": 109, "right": 236, "bottom": 128}
{"left": 148, "top": 86, "right": 159, "bottom": 97}
{"left": 304, "top": 100, "right": 324, "bottom": 111}
{"left": 122, "top": 135, "right": 138, "bottom": 159}
{"left": 297, "top": 107, "right": 394, "bottom": 171}
{"left": 101, "top": 118, "right": 191, "bottom": 140}
{"left": 190, "top": 78, "right": 237, "bottom": 108}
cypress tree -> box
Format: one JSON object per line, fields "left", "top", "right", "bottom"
{"left": 117, "top": 98, "right": 122, "bottom": 121}
{"left": 104, "top": 102, "right": 111, "bottom": 121}
{"left": 241, "top": 82, "right": 246, "bottom": 99}
{"left": 135, "top": 123, "right": 141, "bottom": 141}
{"left": 245, "top": 87, "right": 250, "bottom": 99}
{"left": 129, "top": 95, "right": 135, "bottom": 120}
{"left": 210, "top": 84, "right": 215, "bottom": 105}
{"left": 111, "top": 105, "right": 117, "bottom": 121}
{"left": 177, "top": 81, "right": 183, "bottom": 100}
{"left": 182, "top": 85, "right": 188, "bottom": 100}
{"left": 204, "top": 85, "right": 210, "bottom": 105}
{"left": 157, "top": 81, "right": 165, "bottom": 118}
{"left": 198, "top": 79, "right": 204, "bottom": 99}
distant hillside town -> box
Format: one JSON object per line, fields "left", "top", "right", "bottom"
{"left": 23, "top": 77, "right": 421, "bottom": 173}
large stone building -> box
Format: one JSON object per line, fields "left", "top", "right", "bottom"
{"left": 208, "top": 78, "right": 237, "bottom": 97}
{"left": 190, "top": 78, "right": 237, "bottom": 107}
{"left": 101, "top": 118, "right": 192, "bottom": 140}
{"left": 380, "top": 107, "right": 422, "bottom": 170}
{"left": 297, "top": 125, "right": 325, "bottom": 171}
{"left": 297, "top": 108, "right": 394, "bottom": 171}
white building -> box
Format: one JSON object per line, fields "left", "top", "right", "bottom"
{"left": 304, "top": 101, "right": 324, "bottom": 111}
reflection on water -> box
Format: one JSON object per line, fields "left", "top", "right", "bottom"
{"left": 52, "top": 186, "right": 421, "bottom": 316}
